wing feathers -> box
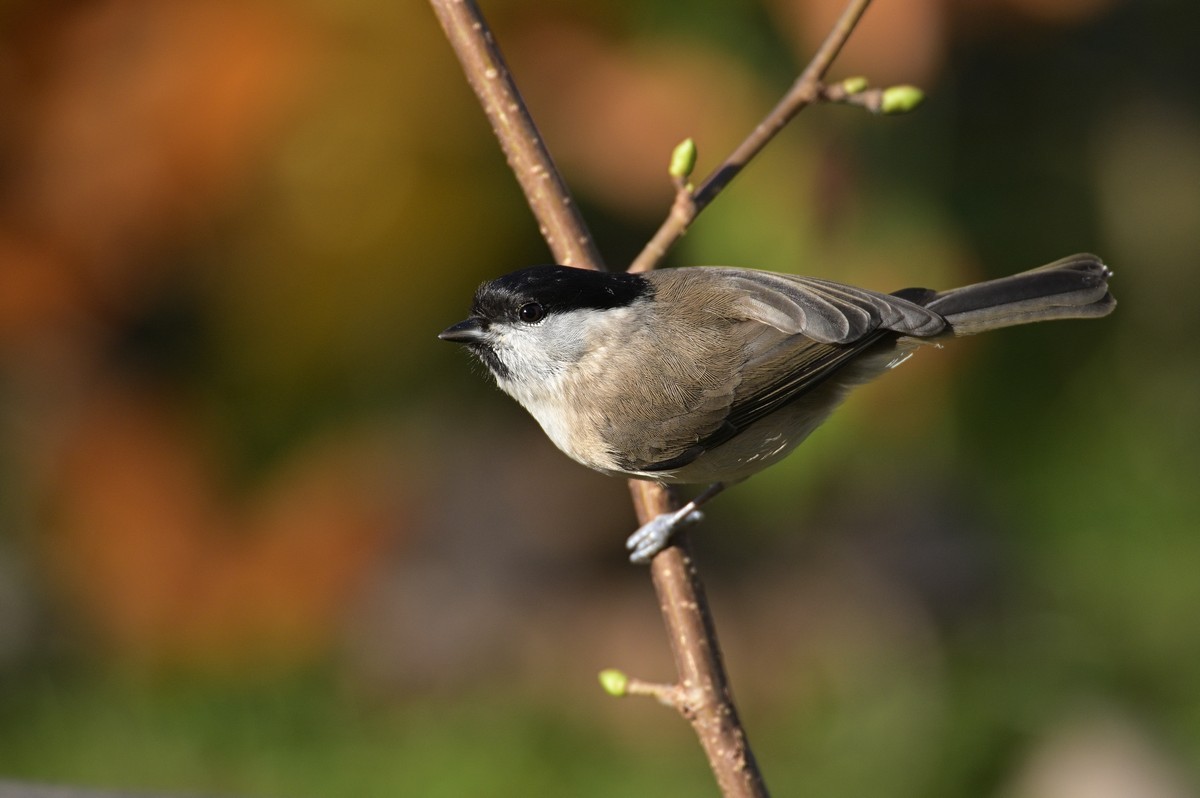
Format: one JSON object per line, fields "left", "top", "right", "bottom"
{"left": 716, "top": 271, "right": 946, "bottom": 343}
{"left": 630, "top": 267, "right": 949, "bottom": 474}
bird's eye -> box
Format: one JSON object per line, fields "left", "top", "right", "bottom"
{"left": 518, "top": 302, "right": 545, "bottom": 323}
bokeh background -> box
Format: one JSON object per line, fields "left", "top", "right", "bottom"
{"left": 0, "top": 0, "right": 1197, "bottom": 795}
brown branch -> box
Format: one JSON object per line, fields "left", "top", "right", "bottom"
{"left": 429, "top": 0, "right": 604, "bottom": 270}
{"left": 432, "top": 0, "right": 880, "bottom": 795}
{"left": 629, "top": 0, "right": 874, "bottom": 273}
{"left": 431, "top": 1, "right": 766, "bottom": 794}
{"left": 628, "top": 483, "right": 769, "bottom": 797}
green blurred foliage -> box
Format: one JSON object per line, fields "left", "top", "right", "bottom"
{"left": 0, "top": 0, "right": 1197, "bottom": 795}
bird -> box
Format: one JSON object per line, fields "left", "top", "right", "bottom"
{"left": 439, "top": 253, "right": 1115, "bottom": 562}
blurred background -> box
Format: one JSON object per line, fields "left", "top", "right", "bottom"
{"left": 0, "top": 0, "right": 1196, "bottom": 795}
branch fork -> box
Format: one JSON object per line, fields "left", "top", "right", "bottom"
{"left": 429, "top": 0, "right": 910, "bottom": 794}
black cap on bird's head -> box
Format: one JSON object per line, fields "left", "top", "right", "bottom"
{"left": 474, "top": 265, "right": 650, "bottom": 320}
{"left": 439, "top": 265, "right": 651, "bottom": 341}
{"left": 438, "top": 266, "right": 652, "bottom": 381}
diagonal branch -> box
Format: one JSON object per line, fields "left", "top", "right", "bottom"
{"left": 431, "top": 0, "right": 880, "bottom": 795}
{"left": 629, "top": 0, "right": 873, "bottom": 273}
{"left": 430, "top": 1, "right": 766, "bottom": 794}
{"left": 429, "top": 0, "right": 605, "bottom": 270}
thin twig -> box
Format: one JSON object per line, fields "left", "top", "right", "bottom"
{"left": 628, "top": 0, "right": 874, "bottom": 273}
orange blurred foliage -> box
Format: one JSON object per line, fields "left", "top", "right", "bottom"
{"left": 43, "top": 386, "right": 397, "bottom": 669}
{"left": 0, "top": 0, "right": 314, "bottom": 343}
{"left": 0, "top": 0, "right": 408, "bottom": 670}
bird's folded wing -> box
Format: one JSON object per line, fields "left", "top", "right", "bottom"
{"left": 640, "top": 268, "right": 943, "bottom": 471}
{"left": 713, "top": 269, "right": 946, "bottom": 342}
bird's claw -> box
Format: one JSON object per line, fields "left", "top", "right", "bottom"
{"left": 625, "top": 508, "right": 704, "bottom": 564}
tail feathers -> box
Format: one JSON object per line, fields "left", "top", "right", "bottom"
{"left": 918, "top": 254, "right": 1116, "bottom": 336}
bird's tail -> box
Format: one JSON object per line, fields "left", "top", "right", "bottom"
{"left": 899, "top": 254, "right": 1117, "bottom": 336}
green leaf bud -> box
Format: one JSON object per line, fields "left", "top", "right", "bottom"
{"left": 840, "top": 76, "right": 869, "bottom": 95}
{"left": 668, "top": 138, "right": 697, "bottom": 180}
{"left": 598, "top": 668, "right": 630, "bottom": 697}
{"left": 880, "top": 85, "right": 925, "bottom": 114}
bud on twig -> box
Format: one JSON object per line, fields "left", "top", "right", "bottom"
{"left": 880, "top": 84, "right": 925, "bottom": 114}
{"left": 598, "top": 668, "right": 630, "bottom": 697}
{"left": 668, "top": 137, "right": 698, "bottom": 182}
{"left": 840, "top": 75, "right": 868, "bottom": 95}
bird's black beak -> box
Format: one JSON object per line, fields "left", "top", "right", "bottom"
{"left": 438, "top": 318, "right": 487, "bottom": 344}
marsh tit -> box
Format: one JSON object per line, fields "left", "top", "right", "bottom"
{"left": 440, "top": 254, "right": 1115, "bottom": 563}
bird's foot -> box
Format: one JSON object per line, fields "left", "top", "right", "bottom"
{"left": 625, "top": 506, "right": 704, "bottom": 564}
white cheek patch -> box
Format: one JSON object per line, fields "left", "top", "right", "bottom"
{"left": 494, "top": 306, "right": 642, "bottom": 382}
{"left": 494, "top": 327, "right": 564, "bottom": 382}
{"left": 483, "top": 304, "right": 646, "bottom": 473}
{"left": 488, "top": 311, "right": 595, "bottom": 405}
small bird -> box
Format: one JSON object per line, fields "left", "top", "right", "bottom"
{"left": 440, "top": 254, "right": 1115, "bottom": 562}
